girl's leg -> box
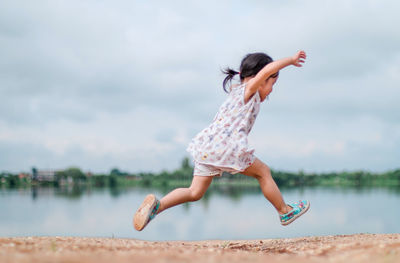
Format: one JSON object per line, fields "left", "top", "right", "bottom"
{"left": 156, "top": 175, "right": 213, "bottom": 214}
{"left": 242, "top": 158, "right": 291, "bottom": 215}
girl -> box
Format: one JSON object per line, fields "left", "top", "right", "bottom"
{"left": 134, "top": 50, "right": 310, "bottom": 231}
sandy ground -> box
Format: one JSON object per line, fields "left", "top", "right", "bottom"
{"left": 0, "top": 234, "right": 400, "bottom": 263}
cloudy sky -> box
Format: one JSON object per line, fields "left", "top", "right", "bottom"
{"left": 1, "top": 0, "right": 399, "bottom": 174}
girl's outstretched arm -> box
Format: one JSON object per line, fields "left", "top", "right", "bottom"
{"left": 245, "top": 50, "right": 306, "bottom": 97}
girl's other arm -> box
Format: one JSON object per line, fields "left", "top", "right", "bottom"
{"left": 245, "top": 50, "right": 306, "bottom": 97}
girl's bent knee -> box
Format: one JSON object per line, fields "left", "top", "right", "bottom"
{"left": 257, "top": 164, "right": 272, "bottom": 180}
{"left": 189, "top": 189, "right": 204, "bottom": 201}
{"left": 264, "top": 164, "right": 271, "bottom": 175}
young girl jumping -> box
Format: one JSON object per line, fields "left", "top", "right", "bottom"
{"left": 134, "top": 50, "right": 310, "bottom": 231}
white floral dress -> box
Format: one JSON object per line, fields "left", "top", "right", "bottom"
{"left": 186, "top": 82, "right": 261, "bottom": 173}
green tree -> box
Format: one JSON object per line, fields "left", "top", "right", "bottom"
{"left": 181, "top": 157, "right": 191, "bottom": 170}
{"left": 110, "top": 168, "right": 125, "bottom": 176}
{"left": 56, "top": 167, "right": 86, "bottom": 184}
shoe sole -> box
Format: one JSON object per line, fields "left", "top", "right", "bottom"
{"left": 281, "top": 201, "right": 310, "bottom": 226}
{"left": 133, "top": 194, "right": 157, "bottom": 231}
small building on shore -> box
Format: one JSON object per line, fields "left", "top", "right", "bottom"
{"left": 32, "top": 168, "right": 61, "bottom": 182}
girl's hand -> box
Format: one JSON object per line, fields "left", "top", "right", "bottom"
{"left": 292, "top": 50, "right": 306, "bottom": 67}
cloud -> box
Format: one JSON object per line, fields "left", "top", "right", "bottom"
{"left": 0, "top": 0, "right": 399, "bottom": 173}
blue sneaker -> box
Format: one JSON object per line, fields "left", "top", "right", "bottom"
{"left": 133, "top": 194, "right": 160, "bottom": 231}
{"left": 280, "top": 200, "right": 310, "bottom": 226}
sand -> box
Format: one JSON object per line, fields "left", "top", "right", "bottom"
{"left": 0, "top": 234, "right": 400, "bottom": 263}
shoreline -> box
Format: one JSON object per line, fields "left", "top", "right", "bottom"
{"left": 1, "top": 233, "right": 400, "bottom": 263}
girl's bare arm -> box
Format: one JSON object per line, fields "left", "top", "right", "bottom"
{"left": 245, "top": 50, "right": 306, "bottom": 98}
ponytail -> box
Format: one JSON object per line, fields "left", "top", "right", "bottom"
{"left": 222, "top": 67, "right": 240, "bottom": 93}
{"left": 221, "top": 52, "right": 273, "bottom": 93}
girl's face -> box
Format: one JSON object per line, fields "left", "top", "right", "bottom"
{"left": 259, "top": 76, "right": 278, "bottom": 102}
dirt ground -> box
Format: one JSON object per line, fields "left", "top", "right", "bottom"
{"left": 0, "top": 234, "right": 399, "bottom": 263}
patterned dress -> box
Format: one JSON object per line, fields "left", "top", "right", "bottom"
{"left": 186, "top": 82, "right": 261, "bottom": 173}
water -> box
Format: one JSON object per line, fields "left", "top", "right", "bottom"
{"left": 1, "top": 186, "right": 399, "bottom": 241}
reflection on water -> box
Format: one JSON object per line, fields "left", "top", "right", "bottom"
{"left": 1, "top": 185, "right": 400, "bottom": 240}
{"left": 29, "top": 185, "right": 128, "bottom": 200}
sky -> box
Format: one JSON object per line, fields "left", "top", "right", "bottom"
{"left": 1, "top": 0, "right": 399, "bottom": 174}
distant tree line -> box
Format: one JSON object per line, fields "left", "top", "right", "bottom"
{"left": 1, "top": 157, "right": 400, "bottom": 189}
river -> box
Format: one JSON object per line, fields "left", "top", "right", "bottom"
{"left": 1, "top": 186, "right": 399, "bottom": 241}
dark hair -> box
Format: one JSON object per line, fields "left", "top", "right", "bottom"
{"left": 222, "top": 52, "right": 276, "bottom": 93}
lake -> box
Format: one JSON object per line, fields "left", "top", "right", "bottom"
{"left": 1, "top": 186, "right": 399, "bottom": 241}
